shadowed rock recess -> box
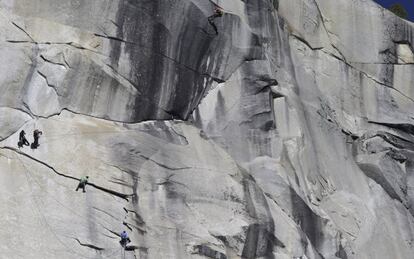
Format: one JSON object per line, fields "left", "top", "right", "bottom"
{"left": 1, "top": 0, "right": 414, "bottom": 258}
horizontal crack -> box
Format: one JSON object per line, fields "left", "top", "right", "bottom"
{"left": 0, "top": 146, "right": 132, "bottom": 200}
{"left": 5, "top": 39, "right": 103, "bottom": 55}
{"left": 350, "top": 61, "right": 414, "bottom": 65}
{"left": 6, "top": 40, "right": 32, "bottom": 43}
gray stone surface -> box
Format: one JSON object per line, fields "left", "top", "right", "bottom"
{"left": 0, "top": 0, "right": 414, "bottom": 258}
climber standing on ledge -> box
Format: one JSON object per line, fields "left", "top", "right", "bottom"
{"left": 208, "top": 5, "right": 224, "bottom": 35}
{"left": 18, "top": 130, "right": 30, "bottom": 148}
{"left": 120, "top": 230, "right": 131, "bottom": 248}
{"left": 76, "top": 176, "right": 89, "bottom": 193}
{"left": 30, "top": 129, "right": 43, "bottom": 149}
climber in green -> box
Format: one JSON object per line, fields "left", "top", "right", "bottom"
{"left": 208, "top": 5, "right": 224, "bottom": 35}
{"left": 76, "top": 176, "right": 89, "bottom": 193}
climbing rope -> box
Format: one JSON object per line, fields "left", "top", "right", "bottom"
{"left": 12, "top": 152, "right": 124, "bottom": 259}
{"left": 13, "top": 152, "right": 94, "bottom": 259}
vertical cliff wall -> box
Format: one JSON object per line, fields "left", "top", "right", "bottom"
{"left": 1, "top": 0, "right": 414, "bottom": 258}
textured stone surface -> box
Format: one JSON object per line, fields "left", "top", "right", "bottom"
{"left": 1, "top": 0, "right": 414, "bottom": 258}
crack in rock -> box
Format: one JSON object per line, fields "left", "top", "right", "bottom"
{"left": 123, "top": 221, "right": 146, "bottom": 234}
{"left": 123, "top": 208, "right": 145, "bottom": 225}
{"left": 167, "top": 125, "right": 189, "bottom": 145}
{"left": 192, "top": 244, "right": 227, "bottom": 259}
{"left": 313, "top": 46, "right": 414, "bottom": 104}
{"left": 291, "top": 34, "right": 324, "bottom": 51}
{"left": 139, "top": 154, "right": 191, "bottom": 171}
{"left": 21, "top": 101, "right": 36, "bottom": 118}
{"left": 11, "top": 21, "right": 35, "bottom": 42}
{"left": 125, "top": 245, "right": 147, "bottom": 251}
{"left": 290, "top": 1, "right": 414, "bottom": 104}
{"left": 6, "top": 40, "right": 102, "bottom": 55}
{"left": 92, "top": 206, "right": 122, "bottom": 221}
{"left": 0, "top": 146, "right": 132, "bottom": 200}
{"left": 40, "top": 54, "right": 68, "bottom": 69}
{"left": 94, "top": 33, "right": 225, "bottom": 83}
{"left": 72, "top": 237, "right": 104, "bottom": 251}
{"left": 369, "top": 121, "right": 414, "bottom": 136}
{"left": 105, "top": 63, "right": 143, "bottom": 95}
{"left": 37, "top": 70, "right": 61, "bottom": 96}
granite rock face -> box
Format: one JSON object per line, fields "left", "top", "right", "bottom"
{"left": 1, "top": 0, "right": 414, "bottom": 258}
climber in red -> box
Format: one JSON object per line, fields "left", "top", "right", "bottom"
{"left": 208, "top": 5, "right": 224, "bottom": 35}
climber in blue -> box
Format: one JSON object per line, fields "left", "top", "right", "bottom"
{"left": 120, "top": 230, "right": 131, "bottom": 247}
{"left": 208, "top": 5, "right": 224, "bottom": 35}
{"left": 18, "top": 130, "right": 30, "bottom": 148}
